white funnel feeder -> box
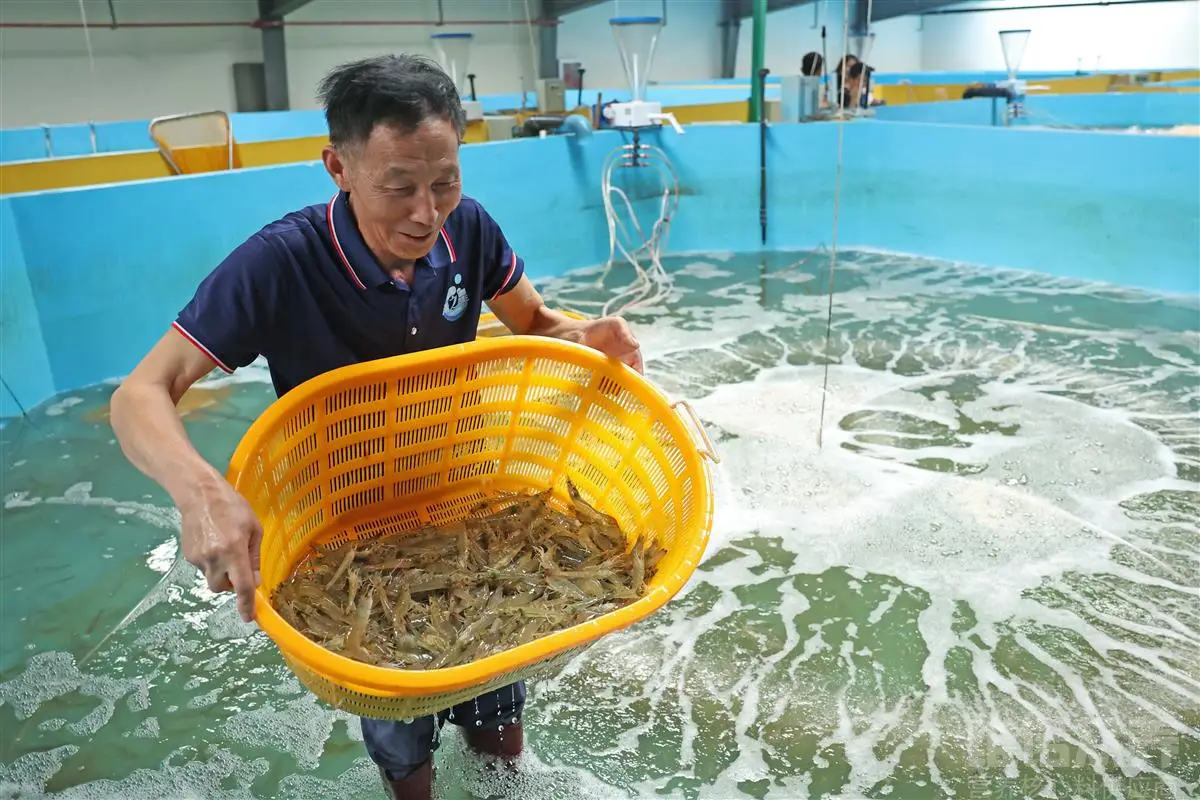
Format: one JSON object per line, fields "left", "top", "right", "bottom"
{"left": 602, "top": 16, "right": 682, "bottom": 133}
{"left": 997, "top": 28, "right": 1031, "bottom": 123}
{"left": 999, "top": 28, "right": 1031, "bottom": 83}
{"left": 612, "top": 15, "right": 662, "bottom": 102}
{"left": 431, "top": 32, "right": 483, "bottom": 121}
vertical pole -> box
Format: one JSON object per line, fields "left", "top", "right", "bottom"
{"left": 260, "top": 23, "right": 291, "bottom": 111}
{"left": 537, "top": 21, "right": 559, "bottom": 79}
{"left": 748, "top": 0, "right": 767, "bottom": 122}
{"left": 758, "top": 67, "right": 769, "bottom": 245}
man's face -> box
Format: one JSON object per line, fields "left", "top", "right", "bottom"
{"left": 323, "top": 118, "right": 462, "bottom": 266}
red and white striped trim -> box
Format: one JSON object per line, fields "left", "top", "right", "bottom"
{"left": 172, "top": 321, "right": 233, "bottom": 374}
{"left": 490, "top": 251, "right": 519, "bottom": 302}
{"left": 440, "top": 228, "right": 457, "bottom": 263}
{"left": 326, "top": 193, "right": 367, "bottom": 290}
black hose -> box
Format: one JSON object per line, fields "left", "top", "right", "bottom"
{"left": 758, "top": 67, "right": 769, "bottom": 246}
{"left": 468, "top": 74, "right": 477, "bottom": 102}
{"left": 518, "top": 116, "right": 566, "bottom": 137}
{"left": 577, "top": 67, "right": 586, "bottom": 108}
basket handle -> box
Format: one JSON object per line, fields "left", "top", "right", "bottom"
{"left": 670, "top": 400, "right": 720, "bottom": 463}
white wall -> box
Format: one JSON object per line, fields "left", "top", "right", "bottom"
{"left": 285, "top": 0, "right": 540, "bottom": 110}
{"left": 3, "top": 0, "right": 1196, "bottom": 130}
{"left": 733, "top": 1, "right": 922, "bottom": 78}
{"left": 0, "top": 0, "right": 260, "bottom": 127}
{"left": 920, "top": 0, "right": 1200, "bottom": 72}
{"left": 557, "top": 0, "right": 724, "bottom": 90}
{"left": 0, "top": 0, "right": 541, "bottom": 127}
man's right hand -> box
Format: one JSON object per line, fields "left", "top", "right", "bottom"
{"left": 179, "top": 477, "right": 264, "bottom": 623}
{"left": 111, "top": 327, "right": 266, "bottom": 624}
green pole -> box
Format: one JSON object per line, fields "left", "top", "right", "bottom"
{"left": 749, "top": 0, "right": 768, "bottom": 122}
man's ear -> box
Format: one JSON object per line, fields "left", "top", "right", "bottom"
{"left": 322, "top": 145, "right": 351, "bottom": 192}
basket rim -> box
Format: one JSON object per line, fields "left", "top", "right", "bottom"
{"left": 227, "top": 334, "right": 716, "bottom": 697}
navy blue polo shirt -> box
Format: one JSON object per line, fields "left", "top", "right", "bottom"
{"left": 172, "top": 190, "right": 525, "bottom": 398}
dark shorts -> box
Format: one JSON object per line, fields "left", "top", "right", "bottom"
{"left": 360, "top": 681, "right": 526, "bottom": 780}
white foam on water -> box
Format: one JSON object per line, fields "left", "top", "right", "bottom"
{"left": 50, "top": 749, "right": 268, "bottom": 800}
{"left": 686, "top": 362, "right": 1194, "bottom": 794}
{"left": 44, "top": 397, "right": 83, "bottom": 417}
{"left": 0, "top": 746, "right": 79, "bottom": 798}
{"left": 676, "top": 261, "right": 736, "bottom": 280}
{"left": 219, "top": 694, "right": 336, "bottom": 771}
{"left": 4, "top": 250, "right": 1195, "bottom": 798}
{"left": 3, "top": 483, "right": 180, "bottom": 533}
{"left": 434, "top": 728, "right": 636, "bottom": 800}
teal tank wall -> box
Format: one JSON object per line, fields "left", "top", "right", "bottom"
{"left": 2, "top": 120, "right": 1197, "bottom": 418}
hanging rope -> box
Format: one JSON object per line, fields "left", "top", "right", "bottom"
{"left": 816, "top": 0, "right": 853, "bottom": 450}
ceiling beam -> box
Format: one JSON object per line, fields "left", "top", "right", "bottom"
{"left": 871, "top": 0, "right": 958, "bottom": 20}
{"left": 732, "top": 0, "right": 810, "bottom": 19}
{"left": 257, "top": 0, "right": 316, "bottom": 20}
{"left": 543, "top": 0, "right": 608, "bottom": 18}
{"left": 731, "top": 0, "right": 960, "bottom": 22}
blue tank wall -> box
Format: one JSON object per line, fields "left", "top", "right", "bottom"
{"left": 2, "top": 120, "right": 1197, "bottom": 418}
{"left": 873, "top": 92, "right": 1200, "bottom": 128}
{"left": 0, "top": 69, "right": 1136, "bottom": 163}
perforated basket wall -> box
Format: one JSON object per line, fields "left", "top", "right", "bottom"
{"left": 227, "top": 336, "right": 715, "bottom": 720}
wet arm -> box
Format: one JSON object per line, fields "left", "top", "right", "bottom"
{"left": 486, "top": 276, "right": 589, "bottom": 342}
{"left": 109, "top": 329, "right": 228, "bottom": 508}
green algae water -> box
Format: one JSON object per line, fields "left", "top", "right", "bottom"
{"left": 2, "top": 250, "right": 1197, "bottom": 799}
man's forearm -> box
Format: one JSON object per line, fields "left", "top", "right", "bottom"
{"left": 110, "top": 382, "right": 225, "bottom": 510}
{"left": 522, "top": 305, "right": 588, "bottom": 342}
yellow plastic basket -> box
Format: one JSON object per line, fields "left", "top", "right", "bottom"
{"left": 226, "top": 335, "right": 719, "bottom": 720}
{"left": 475, "top": 308, "right": 587, "bottom": 338}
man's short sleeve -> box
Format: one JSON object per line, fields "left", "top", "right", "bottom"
{"left": 173, "top": 234, "right": 283, "bottom": 373}
{"left": 478, "top": 205, "right": 526, "bottom": 302}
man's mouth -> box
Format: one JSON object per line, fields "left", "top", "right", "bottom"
{"left": 399, "top": 231, "right": 436, "bottom": 243}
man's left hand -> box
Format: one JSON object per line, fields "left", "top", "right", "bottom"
{"left": 569, "top": 316, "right": 644, "bottom": 374}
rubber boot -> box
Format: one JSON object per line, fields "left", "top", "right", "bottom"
{"left": 465, "top": 723, "right": 524, "bottom": 760}
{"left": 378, "top": 759, "right": 433, "bottom": 800}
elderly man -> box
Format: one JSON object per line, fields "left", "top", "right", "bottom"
{"left": 110, "top": 54, "right": 642, "bottom": 800}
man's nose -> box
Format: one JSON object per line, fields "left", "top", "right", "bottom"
{"left": 408, "top": 187, "right": 438, "bottom": 228}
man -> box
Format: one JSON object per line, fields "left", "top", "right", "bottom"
{"left": 798, "top": 51, "right": 827, "bottom": 116}
{"left": 800, "top": 51, "right": 824, "bottom": 77}
{"left": 109, "top": 54, "right": 643, "bottom": 800}
{"left": 835, "top": 54, "right": 868, "bottom": 110}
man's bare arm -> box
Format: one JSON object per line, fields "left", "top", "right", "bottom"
{"left": 487, "top": 276, "right": 645, "bottom": 373}
{"left": 110, "top": 329, "right": 227, "bottom": 504}
{"left": 110, "top": 328, "right": 264, "bottom": 621}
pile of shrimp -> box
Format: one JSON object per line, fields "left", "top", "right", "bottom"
{"left": 272, "top": 482, "right": 667, "bottom": 670}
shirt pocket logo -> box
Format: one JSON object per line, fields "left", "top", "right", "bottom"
{"left": 442, "top": 273, "right": 469, "bottom": 322}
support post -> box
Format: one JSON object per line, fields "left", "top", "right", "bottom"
{"left": 537, "top": 21, "right": 559, "bottom": 79}
{"left": 748, "top": 0, "right": 767, "bottom": 122}
{"left": 850, "top": 0, "right": 870, "bottom": 43}
{"left": 718, "top": 16, "right": 740, "bottom": 79}
{"left": 260, "top": 24, "right": 290, "bottom": 111}
{"left": 257, "top": 0, "right": 291, "bottom": 111}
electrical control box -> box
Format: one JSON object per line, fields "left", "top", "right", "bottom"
{"left": 461, "top": 99, "right": 484, "bottom": 122}
{"left": 485, "top": 115, "right": 516, "bottom": 141}
{"left": 537, "top": 78, "right": 566, "bottom": 114}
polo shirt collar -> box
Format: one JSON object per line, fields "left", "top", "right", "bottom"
{"left": 325, "top": 190, "right": 458, "bottom": 290}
